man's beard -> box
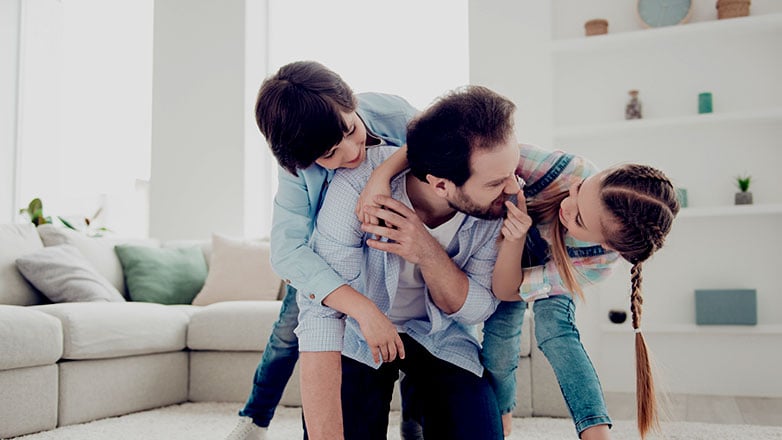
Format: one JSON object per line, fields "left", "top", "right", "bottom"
{"left": 448, "top": 189, "right": 508, "bottom": 220}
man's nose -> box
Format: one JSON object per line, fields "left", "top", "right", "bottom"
{"left": 503, "top": 175, "right": 519, "bottom": 193}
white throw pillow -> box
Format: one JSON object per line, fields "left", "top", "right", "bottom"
{"left": 191, "top": 234, "right": 281, "bottom": 305}
{"left": 0, "top": 223, "right": 46, "bottom": 305}
{"left": 16, "top": 244, "right": 125, "bottom": 303}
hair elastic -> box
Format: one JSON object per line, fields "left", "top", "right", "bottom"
{"left": 634, "top": 328, "right": 642, "bottom": 334}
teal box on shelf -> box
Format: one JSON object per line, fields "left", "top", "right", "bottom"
{"left": 695, "top": 289, "right": 757, "bottom": 325}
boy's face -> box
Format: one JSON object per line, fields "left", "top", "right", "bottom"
{"left": 315, "top": 111, "right": 367, "bottom": 170}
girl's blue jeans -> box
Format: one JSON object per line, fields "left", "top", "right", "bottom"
{"left": 481, "top": 295, "right": 612, "bottom": 435}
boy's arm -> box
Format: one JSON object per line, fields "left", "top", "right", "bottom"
{"left": 300, "top": 352, "right": 343, "bottom": 440}
{"left": 355, "top": 144, "right": 409, "bottom": 224}
{"left": 272, "top": 166, "right": 401, "bottom": 350}
{"left": 322, "top": 284, "right": 404, "bottom": 363}
{"left": 298, "top": 159, "right": 404, "bottom": 438}
{"left": 270, "top": 167, "right": 347, "bottom": 304}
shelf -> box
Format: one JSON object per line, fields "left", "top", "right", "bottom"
{"left": 553, "top": 108, "right": 782, "bottom": 139}
{"left": 678, "top": 204, "right": 782, "bottom": 218}
{"left": 601, "top": 324, "right": 782, "bottom": 335}
{"left": 552, "top": 13, "right": 782, "bottom": 54}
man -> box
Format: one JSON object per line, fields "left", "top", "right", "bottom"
{"left": 296, "top": 86, "right": 521, "bottom": 439}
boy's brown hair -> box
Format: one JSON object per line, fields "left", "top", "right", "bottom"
{"left": 255, "top": 61, "right": 356, "bottom": 175}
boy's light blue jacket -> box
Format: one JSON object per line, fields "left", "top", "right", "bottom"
{"left": 269, "top": 93, "right": 418, "bottom": 304}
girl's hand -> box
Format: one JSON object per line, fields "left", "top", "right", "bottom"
{"left": 502, "top": 189, "right": 532, "bottom": 242}
{"left": 356, "top": 173, "right": 392, "bottom": 226}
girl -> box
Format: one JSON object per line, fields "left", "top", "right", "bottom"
{"left": 486, "top": 143, "right": 679, "bottom": 440}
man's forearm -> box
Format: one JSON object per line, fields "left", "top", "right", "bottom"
{"left": 419, "top": 249, "right": 469, "bottom": 314}
{"left": 300, "top": 351, "right": 344, "bottom": 440}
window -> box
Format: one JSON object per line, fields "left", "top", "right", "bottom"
{"left": 17, "top": 0, "right": 152, "bottom": 236}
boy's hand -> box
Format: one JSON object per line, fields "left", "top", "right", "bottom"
{"left": 502, "top": 189, "right": 532, "bottom": 243}
{"left": 354, "top": 304, "right": 405, "bottom": 363}
{"left": 356, "top": 177, "right": 392, "bottom": 226}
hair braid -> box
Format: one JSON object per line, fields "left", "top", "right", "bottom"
{"left": 601, "top": 164, "right": 678, "bottom": 439}
{"left": 630, "top": 262, "right": 658, "bottom": 438}
{"left": 630, "top": 263, "right": 644, "bottom": 329}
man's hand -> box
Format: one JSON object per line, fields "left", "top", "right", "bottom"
{"left": 360, "top": 195, "right": 442, "bottom": 266}
{"left": 354, "top": 303, "right": 406, "bottom": 364}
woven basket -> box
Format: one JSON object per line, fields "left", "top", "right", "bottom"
{"left": 584, "top": 19, "right": 608, "bottom": 36}
{"left": 716, "top": 0, "right": 751, "bottom": 19}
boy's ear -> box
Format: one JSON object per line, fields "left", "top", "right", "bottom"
{"left": 425, "top": 174, "right": 452, "bottom": 197}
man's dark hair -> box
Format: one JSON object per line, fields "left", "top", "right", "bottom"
{"left": 406, "top": 86, "right": 516, "bottom": 186}
{"left": 255, "top": 61, "right": 356, "bottom": 175}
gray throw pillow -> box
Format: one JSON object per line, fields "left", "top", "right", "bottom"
{"left": 16, "top": 244, "right": 125, "bottom": 303}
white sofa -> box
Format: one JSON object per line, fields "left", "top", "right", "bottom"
{"left": 0, "top": 223, "right": 567, "bottom": 439}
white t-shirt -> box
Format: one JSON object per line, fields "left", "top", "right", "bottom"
{"left": 388, "top": 178, "right": 465, "bottom": 327}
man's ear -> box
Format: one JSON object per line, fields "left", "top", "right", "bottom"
{"left": 425, "top": 174, "right": 452, "bottom": 198}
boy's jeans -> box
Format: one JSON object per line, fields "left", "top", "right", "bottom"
{"left": 481, "top": 295, "right": 612, "bottom": 435}
{"left": 239, "top": 284, "right": 300, "bottom": 427}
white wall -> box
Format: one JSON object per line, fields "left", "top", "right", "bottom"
{"left": 267, "top": 0, "right": 469, "bottom": 111}
{"left": 150, "top": 0, "right": 269, "bottom": 240}
{"left": 468, "top": 0, "right": 553, "bottom": 147}
{"left": 0, "top": 0, "right": 20, "bottom": 223}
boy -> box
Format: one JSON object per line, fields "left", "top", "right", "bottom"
{"left": 226, "top": 61, "right": 418, "bottom": 440}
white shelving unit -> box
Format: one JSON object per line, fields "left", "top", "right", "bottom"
{"left": 678, "top": 203, "right": 782, "bottom": 218}
{"left": 551, "top": 13, "right": 782, "bottom": 53}
{"left": 555, "top": 107, "right": 782, "bottom": 140}
{"left": 601, "top": 324, "right": 782, "bottom": 335}
{"left": 547, "top": 4, "right": 782, "bottom": 398}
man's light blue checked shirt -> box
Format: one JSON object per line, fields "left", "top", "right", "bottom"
{"left": 296, "top": 146, "right": 502, "bottom": 377}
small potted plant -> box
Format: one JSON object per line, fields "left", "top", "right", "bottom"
{"left": 734, "top": 174, "right": 753, "bottom": 205}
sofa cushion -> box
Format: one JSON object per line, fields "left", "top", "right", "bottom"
{"left": 37, "top": 224, "right": 159, "bottom": 297}
{"left": 0, "top": 224, "right": 46, "bottom": 305}
{"left": 0, "top": 305, "right": 63, "bottom": 370}
{"left": 16, "top": 244, "right": 125, "bottom": 303}
{"left": 33, "top": 302, "right": 189, "bottom": 360}
{"left": 115, "top": 245, "right": 208, "bottom": 305}
{"left": 188, "top": 301, "right": 283, "bottom": 351}
{"left": 192, "top": 234, "right": 281, "bottom": 306}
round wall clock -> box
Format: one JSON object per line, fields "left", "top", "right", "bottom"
{"left": 637, "top": 0, "right": 693, "bottom": 28}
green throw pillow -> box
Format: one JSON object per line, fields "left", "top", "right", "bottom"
{"left": 115, "top": 244, "right": 207, "bottom": 305}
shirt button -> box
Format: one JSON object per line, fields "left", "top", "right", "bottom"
{"left": 309, "top": 294, "right": 316, "bottom": 300}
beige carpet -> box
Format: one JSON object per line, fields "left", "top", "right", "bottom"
{"left": 11, "top": 402, "right": 782, "bottom": 440}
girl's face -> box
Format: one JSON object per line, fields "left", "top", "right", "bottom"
{"left": 315, "top": 111, "right": 367, "bottom": 170}
{"left": 558, "top": 170, "right": 615, "bottom": 246}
